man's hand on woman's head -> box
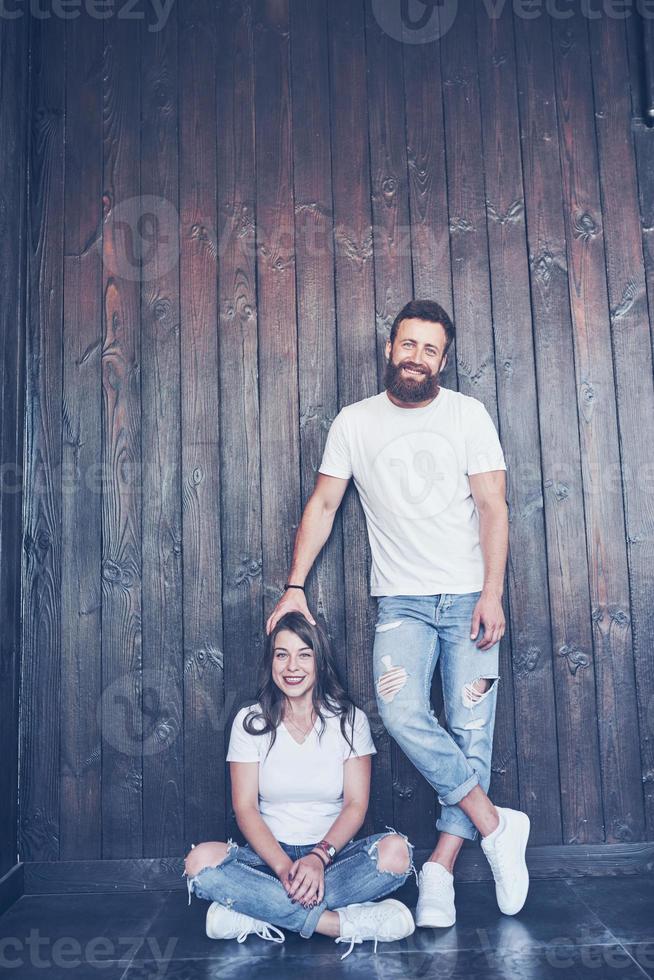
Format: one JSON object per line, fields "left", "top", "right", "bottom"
{"left": 265, "top": 589, "right": 316, "bottom": 635}
{"left": 284, "top": 852, "right": 325, "bottom": 907}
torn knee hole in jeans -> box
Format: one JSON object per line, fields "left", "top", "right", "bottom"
{"left": 376, "top": 654, "right": 408, "bottom": 704}
{"left": 367, "top": 827, "right": 418, "bottom": 885}
{"left": 184, "top": 839, "right": 237, "bottom": 906}
{"left": 462, "top": 676, "right": 499, "bottom": 713}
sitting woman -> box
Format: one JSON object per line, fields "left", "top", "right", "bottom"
{"left": 183, "top": 611, "right": 416, "bottom": 958}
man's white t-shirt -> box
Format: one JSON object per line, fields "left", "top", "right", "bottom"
{"left": 318, "top": 387, "right": 506, "bottom": 596}
{"left": 226, "top": 703, "right": 377, "bottom": 845}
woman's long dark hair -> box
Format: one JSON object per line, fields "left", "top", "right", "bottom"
{"left": 243, "top": 612, "right": 357, "bottom": 755}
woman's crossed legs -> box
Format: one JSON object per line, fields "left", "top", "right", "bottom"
{"left": 184, "top": 831, "right": 415, "bottom": 939}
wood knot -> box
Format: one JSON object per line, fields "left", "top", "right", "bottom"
{"left": 610, "top": 280, "right": 637, "bottom": 320}
{"left": 608, "top": 607, "right": 629, "bottom": 627}
{"left": 235, "top": 556, "right": 262, "bottom": 586}
{"left": 579, "top": 381, "right": 596, "bottom": 423}
{"left": 513, "top": 646, "right": 541, "bottom": 674}
{"left": 558, "top": 644, "right": 591, "bottom": 676}
{"left": 449, "top": 216, "right": 474, "bottom": 233}
{"left": 152, "top": 298, "right": 172, "bottom": 321}
{"left": 573, "top": 212, "right": 599, "bottom": 242}
{"left": 102, "top": 559, "right": 135, "bottom": 588}
{"left": 381, "top": 176, "right": 398, "bottom": 197}
{"left": 557, "top": 28, "right": 575, "bottom": 54}
{"left": 392, "top": 780, "right": 414, "bottom": 801}
{"left": 486, "top": 199, "right": 523, "bottom": 226}
{"left": 185, "top": 646, "right": 223, "bottom": 674}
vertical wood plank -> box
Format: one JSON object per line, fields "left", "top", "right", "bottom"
{"left": 364, "top": 0, "right": 436, "bottom": 844}
{"left": 140, "top": 1, "right": 184, "bottom": 857}
{"left": 401, "top": 21, "right": 455, "bottom": 388}
{"left": 551, "top": 2, "right": 645, "bottom": 842}
{"left": 216, "top": 0, "right": 263, "bottom": 839}
{"left": 0, "top": 9, "right": 28, "bottom": 875}
{"left": 101, "top": 12, "right": 143, "bottom": 858}
{"left": 60, "top": 9, "right": 103, "bottom": 859}
{"left": 326, "top": 0, "right": 393, "bottom": 834}
{"left": 627, "top": 9, "right": 654, "bottom": 362}
{"left": 588, "top": 11, "right": 654, "bottom": 836}
{"left": 253, "top": 0, "right": 302, "bottom": 617}
{"left": 476, "top": 2, "right": 562, "bottom": 844}
{"left": 21, "top": 9, "right": 65, "bottom": 862}
{"left": 180, "top": 0, "right": 225, "bottom": 846}
{"left": 513, "top": 8, "right": 604, "bottom": 844}
{"left": 440, "top": 4, "right": 525, "bottom": 828}
{"left": 626, "top": 11, "right": 654, "bottom": 836}
{"left": 289, "top": 0, "right": 347, "bottom": 672}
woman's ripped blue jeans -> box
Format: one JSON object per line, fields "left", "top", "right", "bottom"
{"left": 373, "top": 592, "right": 500, "bottom": 842}
{"left": 184, "top": 829, "right": 416, "bottom": 939}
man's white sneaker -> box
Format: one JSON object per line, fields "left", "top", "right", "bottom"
{"left": 334, "top": 898, "right": 415, "bottom": 959}
{"left": 205, "top": 902, "right": 285, "bottom": 944}
{"left": 415, "top": 861, "right": 456, "bottom": 927}
{"left": 481, "top": 806, "right": 530, "bottom": 915}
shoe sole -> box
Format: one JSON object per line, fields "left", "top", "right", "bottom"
{"left": 415, "top": 906, "right": 455, "bottom": 928}
{"left": 499, "top": 811, "right": 530, "bottom": 916}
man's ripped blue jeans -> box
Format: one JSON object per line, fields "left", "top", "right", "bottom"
{"left": 373, "top": 592, "right": 500, "bottom": 842}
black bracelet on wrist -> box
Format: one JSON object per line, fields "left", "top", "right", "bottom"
{"left": 309, "top": 848, "right": 329, "bottom": 867}
{"left": 284, "top": 583, "right": 305, "bottom": 592}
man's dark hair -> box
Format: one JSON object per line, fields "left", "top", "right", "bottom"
{"left": 389, "top": 299, "right": 455, "bottom": 355}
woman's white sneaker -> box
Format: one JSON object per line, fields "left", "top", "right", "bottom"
{"left": 480, "top": 806, "right": 530, "bottom": 915}
{"left": 415, "top": 861, "right": 456, "bottom": 927}
{"left": 205, "top": 902, "right": 285, "bottom": 943}
{"left": 334, "top": 898, "right": 415, "bottom": 959}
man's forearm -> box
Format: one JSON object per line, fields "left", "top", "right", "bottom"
{"left": 477, "top": 501, "right": 509, "bottom": 598}
{"left": 286, "top": 493, "right": 338, "bottom": 585}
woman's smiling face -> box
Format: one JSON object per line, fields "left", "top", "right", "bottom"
{"left": 271, "top": 628, "right": 317, "bottom": 700}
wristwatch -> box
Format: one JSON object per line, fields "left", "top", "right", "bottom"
{"left": 314, "top": 839, "right": 336, "bottom": 863}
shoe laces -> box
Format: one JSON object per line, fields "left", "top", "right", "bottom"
{"left": 484, "top": 839, "right": 508, "bottom": 881}
{"left": 335, "top": 934, "right": 379, "bottom": 960}
{"left": 237, "top": 920, "right": 285, "bottom": 944}
{"left": 419, "top": 867, "right": 453, "bottom": 891}
{"left": 335, "top": 902, "right": 393, "bottom": 960}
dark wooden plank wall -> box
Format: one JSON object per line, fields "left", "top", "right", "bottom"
{"left": 16, "top": 0, "right": 654, "bottom": 861}
{"left": 0, "top": 11, "right": 29, "bottom": 879}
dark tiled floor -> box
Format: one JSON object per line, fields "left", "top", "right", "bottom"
{"left": 0, "top": 875, "right": 652, "bottom": 979}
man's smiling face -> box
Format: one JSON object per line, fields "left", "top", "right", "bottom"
{"left": 384, "top": 318, "right": 449, "bottom": 405}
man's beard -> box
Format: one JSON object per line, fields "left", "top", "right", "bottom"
{"left": 383, "top": 359, "right": 441, "bottom": 403}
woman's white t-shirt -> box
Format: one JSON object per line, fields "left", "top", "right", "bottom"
{"left": 226, "top": 703, "right": 377, "bottom": 845}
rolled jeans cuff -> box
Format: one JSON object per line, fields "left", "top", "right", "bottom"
{"left": 437, "top": 770, "right": 479, "bottom": 807}
{"left": 436, "top": 811, "right": 479, "bottom": 842}
{"left": 299, "top": 899, "right": 327, "bottom": 938}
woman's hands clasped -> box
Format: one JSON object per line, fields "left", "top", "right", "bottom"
{"left": 280, "top": 852, "right": 325, "bottom": 908}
